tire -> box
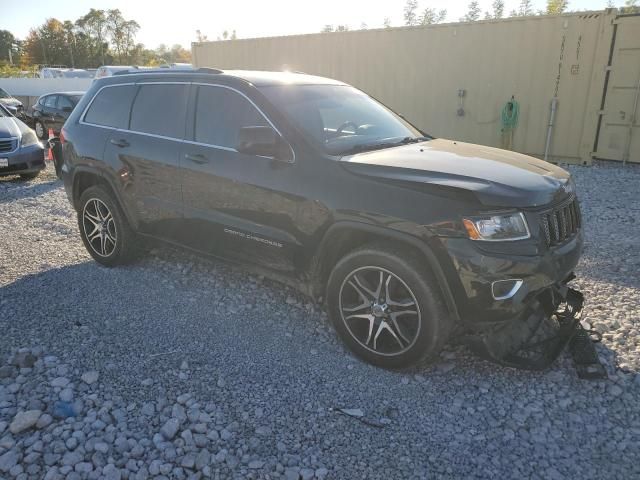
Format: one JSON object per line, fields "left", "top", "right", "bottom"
{"left": 327, "top": 244, "right": 452, "bottom": 369}
{"left": 77, "top": 185, "right": 139, "bottom": 267}
{"left": 34, "top": 120, "right": 46, "bottom": 140}
{"left": 19, "top": 171, "right": 40, "bottom": 180}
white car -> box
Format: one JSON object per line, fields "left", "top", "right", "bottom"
{"left": 94, "top": 66, "right": 142, "bottom": 80}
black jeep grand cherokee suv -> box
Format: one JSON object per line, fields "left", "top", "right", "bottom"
{"left": 60, "top": 69, "right": 584, "bottom": 369}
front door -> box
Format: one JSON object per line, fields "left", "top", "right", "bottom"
{"left": 180, "top": 84, "right": 306, "bottom": 272}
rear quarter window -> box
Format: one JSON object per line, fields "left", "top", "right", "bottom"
{"left": 84, "top": 85, "right": 137, "bottom": 129}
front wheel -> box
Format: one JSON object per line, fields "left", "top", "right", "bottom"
{"left": 34, "top": 120, "right": 46, "bottom": 140}
{"left": 327, "top": 244, "right": 452, "bottom": 369}
{"left": 77, "top": 185, "right": 139, "bottom": 267}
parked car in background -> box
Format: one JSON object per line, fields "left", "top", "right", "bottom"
{"left": 0, "top": 88, "right": 25, "bottom": 119}
{"left": 39, "top": 67, "right": 67, "bottom": 78}
{"left": 61, "top": 69, "right": 94, "bottom": 78}
{"left": 0, "top": 104, "right": 44, "bottom": 180}
{"left": 94, "top": 66, "right": 141, "bottom": 80}
{"left": 159, "top": 63, "right": 193, "bottom": 69}
{"left": 30, "top": 92, "right": 84, "bottom": 140}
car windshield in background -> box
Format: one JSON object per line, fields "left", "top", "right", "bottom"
{"left": 71, "top": 95, "right": 83, "bottom": 104}
{"left": 259, "top": 84, "right": 426, "bottom": 156}
{"left": 0, "top": 88, "right": 10, "bottom": 99}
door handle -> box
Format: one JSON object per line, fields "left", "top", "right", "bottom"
{"left": 185, "top": 153, "right": 208, "bottom": 164}
{"left": 110, "top": 138, "right": 130, "bottom": 148}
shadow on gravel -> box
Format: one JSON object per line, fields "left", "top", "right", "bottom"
{"left": 0, "top": 177, "right": 61, "bottom": 203}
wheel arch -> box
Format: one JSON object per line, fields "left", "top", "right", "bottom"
{"left": 71, "top": 167, "right": 137, "bottom": 230}
{"left": 309, "top": 222, "right": 460, "bottom": 323}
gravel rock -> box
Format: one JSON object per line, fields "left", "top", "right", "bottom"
{"left": 9, "top": 410, "right": 42, "bottom": 434}
{"left": 0, "top": 163, "right": 639, "bottom": 478}
{"left": 160, "top": 419, "right": 180, "bottom": 440}
{"left": 81, "top": 371, "right": 99, "bottom": 385}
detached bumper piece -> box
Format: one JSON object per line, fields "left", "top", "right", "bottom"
{"left": 468, "top": 286, "right": 606, "bottom": 378}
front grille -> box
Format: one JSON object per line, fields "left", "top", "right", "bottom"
{"left": 540, "top": 197, "right": 581, "bottom": 247}
{"left": 0, "top": 138, "right": 15, "bottom": 153}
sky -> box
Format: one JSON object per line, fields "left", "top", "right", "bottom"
{"left": 2, "top": 0, "right": 621, "bottom": 49}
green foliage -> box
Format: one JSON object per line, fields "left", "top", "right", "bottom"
{"left": 546, "top": 0, "right": 569, "bottom": 14}
{"left": 9, "top": 8, "right": 191, "bottom": 70}
{"left": 492, "top": 0, "right": 505, "bottom": 18}
{"left": 461, "top": 1, "right": 482, "bottom": 21}
{"left": 420, "top": 8, "right": 447, "bottom": 25}
{"left": 404, "top": 0, "right": 420, "bottom": 26}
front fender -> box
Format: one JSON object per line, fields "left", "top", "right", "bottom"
{"left": 310, "top": 221, "right": 461, "bottom": 323}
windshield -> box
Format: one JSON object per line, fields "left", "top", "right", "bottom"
{"left": 71, "top": 95, "right": 83, "bottom": 104}
{"left": 259, "top": 84, "right": 426, "bottom": 155}
{"left": 0, "top": 88, "right": 10, "bottom": 99}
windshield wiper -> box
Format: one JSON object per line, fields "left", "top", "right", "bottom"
{"left": 340, "top": 136, "right": 431, "bottom": 155}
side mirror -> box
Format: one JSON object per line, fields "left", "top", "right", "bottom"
{"left": 236, "top": 126, "right": 293, "bottom": 162}
{"left": 5, "top": 105, "right": 17, "bottom": 117}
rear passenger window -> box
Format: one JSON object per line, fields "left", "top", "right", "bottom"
{"left": 194, "top": 86, "right": 268, "bottom": 148}
{"left": 130, "top": 84, "right": 189, "bottom": 139}
{"left": 84, "top": 85, "right": 137, "bottom": 129}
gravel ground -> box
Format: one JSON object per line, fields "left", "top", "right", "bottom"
{"left": 0, "top": 162, "right": 639, "bottom": 480}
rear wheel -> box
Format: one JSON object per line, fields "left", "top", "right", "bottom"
{"left": 78, "top": 185, "right": 139, "bottom": 267}
{"left": 327, "top": 244, "right": 451, "bottom": 369}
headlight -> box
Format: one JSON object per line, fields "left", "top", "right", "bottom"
{"left": 20, "top": 130, "right": 41, "bottom": 148}
{"left": 463, "top": 212, "right": 530, "bottom": 241}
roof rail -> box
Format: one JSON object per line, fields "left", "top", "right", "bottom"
{"left": 113, "top": 67, "right": 223, "bottom": 76}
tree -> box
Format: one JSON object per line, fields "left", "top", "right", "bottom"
{"left": 106, "top": 10, "right": 139, "bottom": 63}
{"left": 0, "top": 30, "right": 20, "bottom": 64}
{"left": 518, "top": 0, "right": 534, "bottom": 16}
{"left": 76, "top": 9, "right": 108, "bottom": 65}
{"left": 461, "top": 1, "right": 481, "bottom": 21}
{"left": 546, "top": 0, "right": 568, "bottom": 14}
{"left": 383, "top": 17, "right": 392, "bottom": 28}
{"left": 420, "top": 8, "right": 447, "bottom": 24}
{"left": 622, "top": 0, "right": 639, "bottom": 13}
{"left": 492, "top": 0, "right": 505, "bottom": 18}
{"left": 404, "top": 0, "right": 419, "bottom": 25}
{"left": 195, "top": 30, "right": 208, "bottom": 42}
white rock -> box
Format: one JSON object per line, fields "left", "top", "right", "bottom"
{"left": 81, "top": 371, "right": 99, "bottom": 385}
{"left": 9, "top": 410, "right": 42, "bottom": 434}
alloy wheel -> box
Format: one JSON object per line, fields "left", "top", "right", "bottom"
{"left": 35, "top": 122, "right": 44, "bottom": 139}
{"left": 82, "top": 198, "right": 117, "bottom": 257}
{"left": 338, "top": 266, "right": 421, "bottom": 356}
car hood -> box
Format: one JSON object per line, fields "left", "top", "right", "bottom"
{"left": 340, "top": 138, "right": 573, "bottom": 208}
{"left": 0, "top": 116, "right": 23, "bottom": 139}
{"left": 0, "top": 98, "right": 22, "bottom": 107}
{"left": 0, "top": 116, "right": 31, "bottom": 142}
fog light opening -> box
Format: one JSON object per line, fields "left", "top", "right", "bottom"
{"left": 491, "top": 279, "right": 523, "bottom": 301}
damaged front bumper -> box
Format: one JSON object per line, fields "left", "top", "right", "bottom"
{"left": 465, "top": 279, "right": 605, "bottom": 378}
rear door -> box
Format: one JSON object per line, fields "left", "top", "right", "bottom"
{"left": 109, "top": 82, "right": 189, "bottom": 238}
{"left": 43, "top": 95, "right": 58, "bottom": 131}
{"left": 55, "top": 95, "right": 75, "bottom": 131}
